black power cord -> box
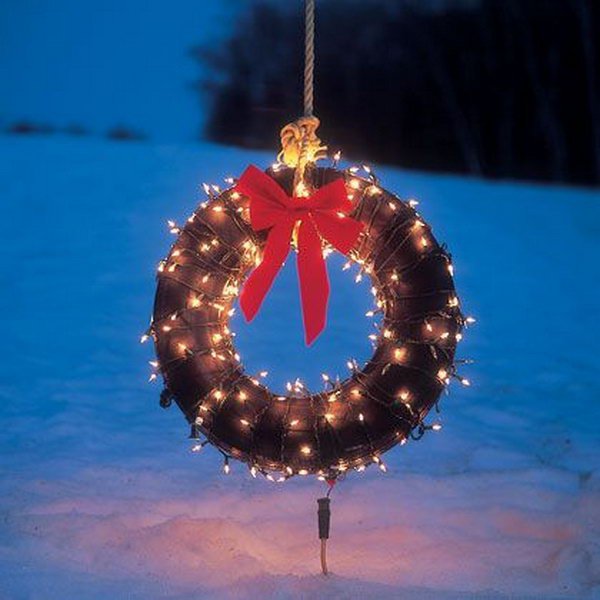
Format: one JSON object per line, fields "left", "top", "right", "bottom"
{"left": 317, "top": 490, "right": 332, "bottom": 574}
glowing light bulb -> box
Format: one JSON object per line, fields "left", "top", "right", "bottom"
{"left": 432, "top": 423, "right": 443, "bottom": 431}
{"left": 238, "top": 391, "right": 247, "bottom": 401}
{"left": 394, "top": 347, "right": 407, "bottom": 362}
{"left": 300, "top": 445, "right": 311, "bottom": 456}
{"left": 140, "top": 334, "right": 149, "bottom": 344}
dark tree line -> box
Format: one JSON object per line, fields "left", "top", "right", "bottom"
{"left": 192, "top": 0, "right": 600, "bottom": 186}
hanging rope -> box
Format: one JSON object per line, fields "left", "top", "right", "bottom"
{"left": 304, "top": 0, "right": 315, "bottom": 117}
{"left": 278, "top": 0, "right": 326, "bottom": 195}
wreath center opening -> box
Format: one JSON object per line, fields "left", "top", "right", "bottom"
{"left": 232, "top": 253, "right": 378, "bottom": 394}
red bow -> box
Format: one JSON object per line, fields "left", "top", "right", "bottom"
{"left": 235, "top": 165, "right": 363, "bottom": 345}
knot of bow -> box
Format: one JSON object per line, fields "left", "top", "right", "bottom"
{"left": 235, "top": 165, "right": 363, "bottom": 345}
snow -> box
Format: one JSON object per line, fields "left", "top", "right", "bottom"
{"left": 0, "top": 135, "right": 599, "bottom": 599}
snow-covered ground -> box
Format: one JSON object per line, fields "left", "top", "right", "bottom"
{"left": 0, "top": 135, "right": 599, "bottom": 599}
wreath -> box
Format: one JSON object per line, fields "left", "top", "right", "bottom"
{"left": 149, "top": 153, "right": 469, "bottom": 479}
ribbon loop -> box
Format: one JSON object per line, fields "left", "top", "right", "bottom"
{"left": 235, "top": 165, "right": 363, "bottom": 345}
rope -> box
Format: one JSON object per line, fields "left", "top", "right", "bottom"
{"left": 277, "top": 0, "right": 324, "bottom": 195}
{"left": 304, "top": 0, "right": 315, "bottom": 117}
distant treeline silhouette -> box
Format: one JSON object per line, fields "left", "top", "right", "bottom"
{"left": 4, "top": 120, "right": 147, "bottom": 142}
{"left": 192, "top": 0, "right": 600, "bottom": 186}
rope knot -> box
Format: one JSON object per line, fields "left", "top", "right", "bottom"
{"left": 278, "top": 116, "right": 327, "bottom": 169}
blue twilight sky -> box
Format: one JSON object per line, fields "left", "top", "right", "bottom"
{"left": 0, "top": 0, "right": 246, "bottom": 141}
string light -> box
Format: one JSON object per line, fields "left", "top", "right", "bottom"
{"left": 149, "top": 163, "right": 471, "bottom": 478}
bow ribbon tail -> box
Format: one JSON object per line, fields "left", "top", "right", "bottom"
{"left": 240, "top": 219, "right": 294, "bottom": 322}
{"left": 297, "top": 217, "right": 330, "bottom": 345}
